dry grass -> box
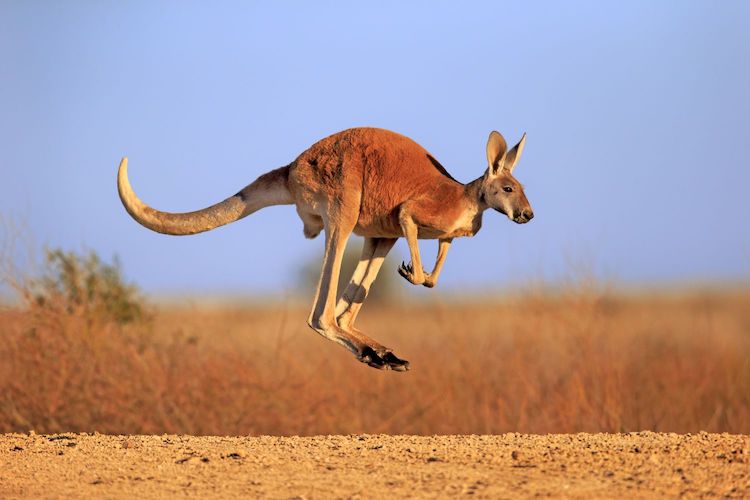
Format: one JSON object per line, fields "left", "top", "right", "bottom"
{"left": 1, "top": 285, "right": 749, "bottom": 436}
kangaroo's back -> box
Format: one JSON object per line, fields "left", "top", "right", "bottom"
{"left": 288, "top": 128, "right": 464, "bottom": 237}
{"left": 358, "top": 128, "right": 464, "bottom": 236}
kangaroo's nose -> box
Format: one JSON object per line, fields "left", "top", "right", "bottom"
{"left": 523, "top": 209, "right": 534, "bottom": 221}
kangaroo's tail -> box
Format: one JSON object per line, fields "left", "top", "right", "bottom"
{"left": 117, "top": 158, "right": 294, "bottom": 235}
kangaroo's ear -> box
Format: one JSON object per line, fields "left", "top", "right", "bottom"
{"left": 501, "top": 133, "right": 526, "bottom": 174}
{"left": 486, "top": 131, "right": 507, "bottom": 176}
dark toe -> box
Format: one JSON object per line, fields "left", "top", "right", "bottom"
{"left": 359, "top": 346, "right": 388, "bottom": 370}
{"left": 358, "top": 346, "right": 409, "bottom": 372}
{"left": 382, "top": 352, "right": 410, "bottom": 372}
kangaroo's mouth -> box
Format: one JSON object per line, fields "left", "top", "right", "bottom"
{"left": 494, "top": 207, "right": 533, "bottom": 224}
{"left": 494, "top": 207, "right": 532, "bottom": 224}
{"left": 513, "top": 210, "right": 534, "bottom": 224}
{"left": 494, "top": 207, "right": 522, "bottom": 224}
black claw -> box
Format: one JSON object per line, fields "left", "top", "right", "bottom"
{"left": 382, "top": 352, "right": 410, "bottom": 371}
{"left": 398, "top": 264, "right": 410, "bottom": 280}
{"left": 358, "top": 346, "right": 409, "bottom": 372}
{"left": 359, "top": 346, "right": 386, "bottom": 369}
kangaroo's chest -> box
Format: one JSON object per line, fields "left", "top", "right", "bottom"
{"left": 414, "top": 210, "right": 483, "bottom": 239}
{"left": 440, "top": 211, "right": 483, "bottom": 238}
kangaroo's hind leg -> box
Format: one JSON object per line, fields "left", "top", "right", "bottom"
{"left": 306, "top": 220, "right": 404, "bottom": 370}
{"left": 335, "top": 237, "right": 408, "bottom": 371}
{"left": 307, "top": 218, "right": 357, "bottom": 347}
{"left": 336, "top": 237, "right": 397, "bottom": 330}
{"left": 334, "top": 237, "right": 378, "bottom": 321}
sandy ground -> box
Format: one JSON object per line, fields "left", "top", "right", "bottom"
{"left": 1, "top": 433, "right": 748, "bottom": 498}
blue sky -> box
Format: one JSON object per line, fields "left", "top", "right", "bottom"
{"left": 1, "top": 1, "right": 748, "bottom": 296}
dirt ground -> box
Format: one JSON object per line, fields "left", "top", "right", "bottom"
{"left": 1, "top": 432, "right": 748, "bottom": 498}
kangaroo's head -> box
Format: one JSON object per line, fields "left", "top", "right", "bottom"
{"left": 481, "top": 131, "right": 533, "bottom": 224}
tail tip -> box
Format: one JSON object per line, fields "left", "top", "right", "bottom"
{"left": 118, "top": 157, "right": 129, "bottom": 182}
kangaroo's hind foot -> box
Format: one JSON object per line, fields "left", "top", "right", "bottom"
{"left": 344, "top": 325, "right": 409, "bottom": 371}
{"left": 355, "top": 335, "right": 410, "bottom": 372}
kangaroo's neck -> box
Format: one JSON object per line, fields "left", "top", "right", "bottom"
{"left": 464, "top": 176, "right": 489, "bottom": 214}
{"left": 438, "top": 176, "right": 487, "bottom": 238}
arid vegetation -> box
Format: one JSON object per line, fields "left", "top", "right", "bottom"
{"left": 1, "top": 249, "right": 749, "bottom": 436}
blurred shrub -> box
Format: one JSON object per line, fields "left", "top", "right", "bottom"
{"left": 31, "top": 249, "right": 148, "bottom": 325}
{"left": 1, "top": 285, "right": 749, "bottom": 435}
{"left": 2, "top": 242, "right": 749, "bottom": 436}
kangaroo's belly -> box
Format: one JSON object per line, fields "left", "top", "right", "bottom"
{"left": 353, "top": 216, "right": 473, "bottom": 240}
{"left": 353, "top": 215, "right": 403, "bottom": 238}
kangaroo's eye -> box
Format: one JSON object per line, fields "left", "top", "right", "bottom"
{"left": 503, "top": 186, "right": 514, "bottom": 193}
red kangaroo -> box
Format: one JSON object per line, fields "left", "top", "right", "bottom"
{"left": 118, "top": 128, "right": 533, "bottom": 371}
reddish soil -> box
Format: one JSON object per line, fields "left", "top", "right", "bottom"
{"left": 1, "top": 432, "right": 748, "bottom": 498}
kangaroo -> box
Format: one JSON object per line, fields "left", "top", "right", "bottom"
{"left": 117, "top": 127, "right": 533, "bottom": 371}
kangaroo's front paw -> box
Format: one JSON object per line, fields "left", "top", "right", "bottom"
{"left": 398, "top": 261, "right": 425, "bottom": 285}
{"left": 422, "top": 273, "right": 436, "bottom": 288}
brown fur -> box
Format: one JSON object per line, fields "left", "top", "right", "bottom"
{"left": 117, "top": 127, "right": 533, "bottom": 370}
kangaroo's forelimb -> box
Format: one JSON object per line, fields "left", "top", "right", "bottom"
{"left": 397, "top": 208, "right": 427, "bottom": 286}
{"left": 423, "top": 238, "right": 453, "bottom": 288}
